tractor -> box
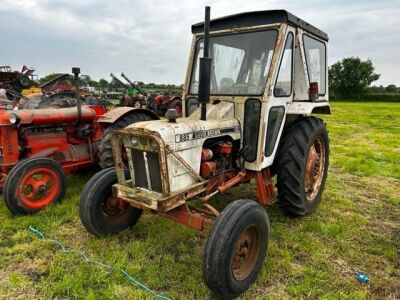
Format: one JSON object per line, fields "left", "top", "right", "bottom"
{"left": 146, "top": 91, "right": 183, "bottom": 117}
{"left": 1, "top": 68, "right": 158, "bottom": 215}
{"left": 79, "top": 8, "right": 330, "bottom": 298}
{"left": 110, "top": 73, "right": 146, "bottom": 108}
{"left": 0, "top": 65, "right": 36, "bottom": 100}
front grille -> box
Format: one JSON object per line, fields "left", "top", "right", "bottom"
{"left": 131, "top": 149, "right": 163, "bottom": 193}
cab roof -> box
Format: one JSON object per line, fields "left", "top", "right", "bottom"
{"left": 191, "top": 9, "right": 328, "bottom": 41}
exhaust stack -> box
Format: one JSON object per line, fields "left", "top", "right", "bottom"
{"left": 198, "top": 6, "right": 211, "bottom": 121}
{"left": 72, "top": 67, "right": 81, "bottom": 126}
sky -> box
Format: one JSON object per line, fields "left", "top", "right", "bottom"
{"left": 0, "top": 0, "right": 399, "bottom": 86}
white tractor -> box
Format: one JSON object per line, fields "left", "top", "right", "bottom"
{"left": 80, "top": 7, "right": 330, "bottom": 298}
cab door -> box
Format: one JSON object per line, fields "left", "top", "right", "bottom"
{"left": 262, "top": 26, "right": 295, "bottom": 169}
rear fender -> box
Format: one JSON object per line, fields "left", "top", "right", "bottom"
{"left": 97, "top": 107, "right": 159, "bottom": 124}
{"left": 287, "top": 102, "right": 331, "bottom": 115}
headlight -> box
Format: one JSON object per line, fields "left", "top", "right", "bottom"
{"left": 150, "top": 139, "right": 158, "bottom": 150}
{"left": 130, "top": 137, "right": 138, "bottom": 146}
{"left": 9, "top": 113, "right": 20, "bottom": 125}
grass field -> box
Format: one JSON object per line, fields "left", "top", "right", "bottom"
{"left": 0, "top": 102, "right": 399, "bottom": 299}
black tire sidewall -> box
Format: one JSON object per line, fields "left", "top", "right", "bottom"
{"left": 79, "top": 168, "right": 142, "bottom": 236}
{"left": 203, "top": 200, "right": 269, "bottom": 298}
{"left": 225, "top": 208, "right": 269, "bottom": 295}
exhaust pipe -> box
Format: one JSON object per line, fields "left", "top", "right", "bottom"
{"left": 72, "top": 67, "right": 81, "bottom": 126}
{"left": 198, "top": 6, "right": 211, "bottom": 121}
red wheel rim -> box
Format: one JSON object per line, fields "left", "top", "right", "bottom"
{"left": 18, "top": 167, "right": 60, "bottom": 209}
{"left": 175, "top": 104, "right": 182, "bottom": 114}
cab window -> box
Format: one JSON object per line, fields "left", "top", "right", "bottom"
{"left": 303, "top": 35, "right": 326, "bottom": 95}
{"left": 274, "top": 33, "right": 293, "bottom": 97}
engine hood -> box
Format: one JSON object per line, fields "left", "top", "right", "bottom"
{"left": 126, "top": 118, "right": 240, "bottom": 151}
{"left": 124, "top": 101, "right": 241, "bottom": 150}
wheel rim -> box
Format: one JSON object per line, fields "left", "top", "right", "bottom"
{"left": 304, "top": 136, "right": 326, "bottom": 201}
{"left": 134, "top": 101, "right": 141, "bottom": 108}
{"left": 102, "top": 195, "right": 131, "bottom": 224}
{"left": 18, "top": 167, "right": 60, "bottom": 209}
{"left": 231, "top": 225, "right": 261, "bottom": 281}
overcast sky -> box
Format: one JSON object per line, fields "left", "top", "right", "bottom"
{"left": 0, "top": 0, "right": 399, "bottom": 86}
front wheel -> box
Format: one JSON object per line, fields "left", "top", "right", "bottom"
{"left": 203, "top": 199, "right": 270, "bottom": 299}
{"left": 79, "top": 167, "right": 142, "bottom": 236}
{"left": 3, "top": 158, "right": 66, "bottom": 215}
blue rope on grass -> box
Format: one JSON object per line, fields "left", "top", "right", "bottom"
{"left": 29, "top": 226, "right": 172, "bottom": 300}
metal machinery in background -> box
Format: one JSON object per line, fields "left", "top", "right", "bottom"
{"left": 1, "top": 68, "right": 159, "bottom": 215}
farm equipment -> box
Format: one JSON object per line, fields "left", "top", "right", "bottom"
{"left": 146, "top": 91, "right": 182, "bottom": 116}
{"left": 80, "top": 7, "right": 330, "bottom": 298}
{"left": 109, "top": 73, "right": 145, "bottom": 108}
{"left": 0, "top": 65, "right": 36, "bottom": 100}
{"left": 1, "top": 67, "right": 158, "bottom": 215}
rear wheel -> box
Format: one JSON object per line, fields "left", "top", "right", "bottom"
{"left": 3, "top": 158, "right": 66, "bottom": 215}
{"left": 276, "top": 116, "right": 329, "bottom": 216}
{"left": 133, "top": 98, "right": 142, "bottom": 108}
{"left": 17, "top": 74, "right": 31, "bottom": 88}
{"left": 79, "top": 167, "right": 142, "bottom": 236}
{"left": 97, "top": 112, "right": 156, "bottom": 169}
{"left": 203, "top": 199, "right": 269, "bottom": 298}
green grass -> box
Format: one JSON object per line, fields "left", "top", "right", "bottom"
{"left": 0, "top": 102, "right": 399, "bottom": 299}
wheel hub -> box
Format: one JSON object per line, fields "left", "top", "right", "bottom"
{"left": 18, "top": 167, "right": 60, "bottom": 209}
{"left": 102, "top": 196, "right": 130, "bottom": 222}
{"left": 232, "top": 226, "right": 261, "bottom": 281}
{"left": 38, "top": 185, "right": 47, "bottom": 193}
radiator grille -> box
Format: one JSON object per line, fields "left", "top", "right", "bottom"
{"left": 131, "top": 149, "right": 163, "bottom": 193}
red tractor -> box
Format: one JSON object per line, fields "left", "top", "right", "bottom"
{"left": 0, "top": 65, "right": 35, "bottom": 100}
{"left": 1, "top": 68, "right": 158, "bottom": 215}
{"left": 147, "top": 92, "right": 182, "bottom": 116}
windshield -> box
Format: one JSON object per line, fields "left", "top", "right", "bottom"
{"left": 190, "top": 30, "right": 278, "bottom": 95}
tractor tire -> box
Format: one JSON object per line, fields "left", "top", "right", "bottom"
{"left": 168, "top": 98, "right": 182, "bottom": 116}
{"left": 3, "top": 158, "right": 67, "bottom": 215}
{"left": 97, "top": 112, "right": 155, "bottom": 169}
{"left": 203, "top": 199, "right": 270, "bottom": 299}
{"left": 132, "top": 98, "right": 142, "bottom": 109}
{"left": 79, "top": 167, "right": 142, "bottom": 236}
{"left": 17, "top": 74, "right": 31, "bottom": 88}
{"left": 276, "top": 116, "right": 329, "bottom": 216}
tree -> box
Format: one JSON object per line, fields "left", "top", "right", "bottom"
{"left": 98, "top": 79, "right": 109, "bottom": 89}
{"left": 329, "top": 57, "right": 380, "bottom": 99}
{"left": 385, "top": 84, "right": 397, "bottom": 93}
{"left": 39, "top": 73, "right": 69, "bottom": 84}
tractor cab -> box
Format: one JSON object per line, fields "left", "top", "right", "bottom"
{"left": 184, "top": 10, "right": 329, "bottom": 168}
{"left": 109, "top": 10, "right": 330, "bottom": 195}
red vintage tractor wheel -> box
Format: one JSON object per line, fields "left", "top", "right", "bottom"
{"left": 18, "top": 168, "right": 61, "bottom": 210}
{"left": 3, "top": 158, "right": 66, "bottom": 215}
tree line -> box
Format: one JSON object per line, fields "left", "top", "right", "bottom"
{"left": 38, "top": 57, "right": 398, "bottom": 101}
{"left": 38, "top": 73, "right": 183, "bottom": 93}
{"left": 329, "top": 57, "right": 399, "bottom": 101}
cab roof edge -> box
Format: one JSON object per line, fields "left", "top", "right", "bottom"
{"left": 191, "top": 9, "right": 328, "bottom": 41}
